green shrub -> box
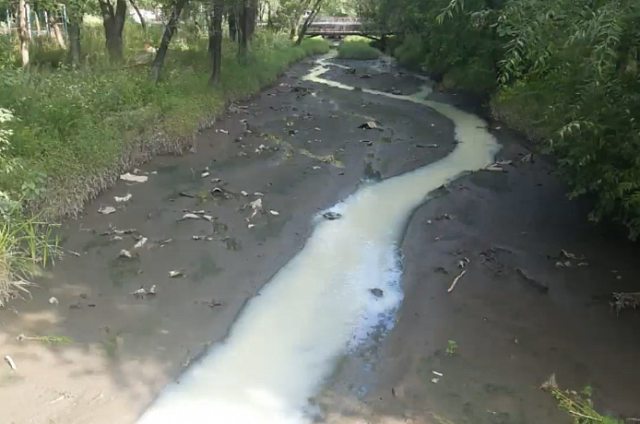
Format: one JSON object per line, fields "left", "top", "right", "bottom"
{"left": 337, "top": 40, "right": 380, "bottom": 60}
{"left": 394, "top": 34, "right": 425, "bottom": 70}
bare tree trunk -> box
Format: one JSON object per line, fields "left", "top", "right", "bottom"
{"left": 228, "top": 8, "right": 237, "bottom": 41}
{"left": 128, "top": 0, "right": 147, "bottom": 32}
{"left": 18, "top": 0, "right": 29, "bottom": 67}
{"left": 98, "top": 0, "right": 127, "bottom": 62}
{"left": 34, "top": 10, "right": 41, "bottom": 34}
{"left": 237, "top": 0, "right": 248, "bottom": 58}
{"left": 150, "top": 0, "right": 189, "bottom": 81}
{"left": 209, "top": 0, "right": 223, "bottom": 85}
{"left": 296, "top": 0, "right": 322, "bottom": 45}
{"left": 68, "top": 22, "right": 82, "bottom": 67}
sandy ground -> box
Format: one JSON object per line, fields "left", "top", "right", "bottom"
{"left": 1, "top": 55, "right": 639, "bottom": 424}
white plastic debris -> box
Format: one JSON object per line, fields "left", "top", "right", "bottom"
{"left": 180, "top": 213, "right": 201, "bottom": 221}
{"left": 169, "top": 270, "right": 184, "bottom": 278}
{"left": 48, "top": 297, "right": 59, "bottom": 305}
{"left": 312, "top": 166, "right": 321, "bottom": 170}
{"left": 250, "top": 198, "right": 263, "bottom": 218}
{"left": 4, "top": 355, "right": 17, "bottom": 371}
{"left": 148, "top": 285, "right": 157, "bottom": 295}
{"left": 118, "top": 249, "right": 133, "bottom": 258}
{"left": 114, "top": 193, "right": 132, "bottom": 203}
{"left": 133, "top": 237, "right": 148, "bottom": 249}
{"left": 248, "top": 224, "right": 255, "bottom": 229}
{"left": 269, "top": 210, "right": 280, "bottom": 216}
{"left": 98, "top": 206, "right": 116, "bottom": 215}
{"left": 241, "top": 191, "right": 249, "bottom": 197}
{"left": 201, "top": 171, "right": 210, "bottom": 178}
{"left": 120, "top": 173, "right": 148, "bottom": 183}
{"left": 131, "top": 288, "right": 147, "bottom": 298}
{"left": 254, "top": 192, "right": 264, "bottom": 196}
{"left": 432, "top": 371, "right": 444, "bottom": 377}
{"left": 216, "top": 129, "right": 229, "bottom": 134}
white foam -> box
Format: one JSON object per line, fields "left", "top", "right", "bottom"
{"left": 136, "top": 51, "right": 500, "bottom": 424}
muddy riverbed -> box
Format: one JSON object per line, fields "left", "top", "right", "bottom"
{"left": 1, "top": 53, "right": 640, "bottom": 424}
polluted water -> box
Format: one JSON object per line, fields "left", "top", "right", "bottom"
{"left": 136, "top": 51, "right": 500, "bottom": 424}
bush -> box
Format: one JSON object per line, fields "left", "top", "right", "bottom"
{"left": 337, "top": 40, "right": 380, "bottom": 60}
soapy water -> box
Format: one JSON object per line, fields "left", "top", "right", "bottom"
{"left": 136, "top": 51, "right": 500, "bottom": 424}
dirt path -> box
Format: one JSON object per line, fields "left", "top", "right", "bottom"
{"left": 1, "top": 55, "right": 639, "bottom": 424}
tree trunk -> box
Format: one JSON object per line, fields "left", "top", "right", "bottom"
{"left": 18, "top": 0, "right": 29, "bottom": 67}
{"left": 237, "top": 0, "right": 248, "bottom": 58}
{"left": 246, "top": 0, "right": 257, "bottom": 41}
{"left": 68, "top": 23, "right": 82, "bottom": 67}
{"left": 99, "top": 0, "right": 127, "bottom": 63}
{"left": 296, "top": 0, "right": 322, "bottom": 45}
{"left": 150, "top": 0, "right": 189, "bottom": 81}
{"left": 228, "top": 9, "right": 237, "bottom": 41}
{"left": 128, "top": 0, "right": 147, "bottom": 32}
{"left": 209, "top": 0, "right": 223, "bottom": 85}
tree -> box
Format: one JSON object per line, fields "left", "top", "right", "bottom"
{"left": 98, "top": 0, "right": 127, "bottom": 62}
{"left": 128, "top": 0, "right": 147, "bottom": 32}
{"left": 296, "top": 0, "right": 323, "bottom": 45}
{"left": 65, "top": 0, "right": 86, "bottom": 67}
{"left": 210, "top": 0, "right": 223, "bottom": 85}
{"left": 150, "top": 0, "right": 190, "bottom": 81}
{"left": 17, "top": 0, "right": 29, "bottom": 67}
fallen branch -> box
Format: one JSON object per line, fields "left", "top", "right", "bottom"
{"left": 447, "top": 270, "right": 467, "bottom": 293}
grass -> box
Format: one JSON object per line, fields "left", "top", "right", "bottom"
{"left": 542, "top": 375, "right": 625, "bottom": 424}
{"left": 337, "top": 40, "right": 380, "bottom": 60}
{"left": 0, "top": 210, "right": 59, "bottom": 306}
{"left": 0, "top": 27, "right": 329, "bottom": 306}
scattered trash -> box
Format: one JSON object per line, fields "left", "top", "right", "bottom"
{"left": 521, "top": 153, "right": 533, "bottom": 163}
{"left": 120, "top": 173, "right": 148, "bottom": 183}
{"left": 216, "top": 129, "right": 229, "bottom": 134}
{"left": 131, "top": 286, "right": 156, "bottom": 299}
{"left": 98, "top": 205, "right": 116, "bottom": 215}
{"left": 611, "top": 292, "right": 640, "bottom": 314}
{"left": 435, "top": 214, "right": 451, "bottom": 221}
{"left": 517, "top": 268, "right": 549, "bottom": 294}
{"left": 432, "top": 371, "right": 444, "bottom": 377}
{"left": 247, "top": 224, "right": 255, "bottom": 229}
{"left": 102, "top": 226, "right": 137, "bottom": 236}
{"left": 360, "top": 139, "right": 373, "bottom": 146}
{"left": 370, "top": 288, "right": 384, "bottom": 298}
{"left": 431, "top": 378, "right": 440, "bottom": 384}
{"left": 578, "top": 262, "right": 589, "bottom": 267}
{"left": 269, "top": 210, "right": 280, "bottom": 216}
{"left": 254, "top": 192, "right": 264, "bottom": 196}
{"left": 49, "top": 297, "right": 59, "bottom": 305}
{"left": 179, "top": 192, "right": 195, "bottom": 198}
{"left": 180, "top": 213, "right": 201, "bottom": 221}
{"left": 169, "top": 270, "right": 184, "bottom": 278}
{"left": 241, "top": 191, "right": 249, "bottom": 197}
{"left": 250, "top": 198, "right": 263, "bottom": 218}
{"left": 358, "top": 121, "right": 379, "bottom": 130}
{"left": 67, "top": 250, "right": 81, "bottom": 257}
{"left": 312, "top": 166, "right": 321, "bottom": 170}
{"left": 560, "top": 249, "right": 579, "bottom": 260}
{"left": 133, "top": 237, "right": 148, "bottom": 249}
{"left": 485, "top": 164, "right": 506, "bottom": 172}
{"left": 201, "top": 171, "right": 210, "bottom": 178}
{"left": 255, "top": 144, "right": 267, "bottom": 153}
{"left": 114, "top": 193, "right": 132, "bottom": 203}
{"left": 4, "top": 355, "right": 17, "bottom": 371}
{"left": 457, "top": 258, "right": 470, "bottom": 268}
{"left": 391, "top": 385, "right": 405, "bottom": 398}
{"left": 447, "top": 270, "right": 467, "bottom": 293}
{"left": 555, "top": 261, "right": 572, "bottom": 268}
{"left": 540, "top": 374, "right": 558, "bottom": 391}
{"left": 322, "top": 211, "right": 342, "bottom": 220}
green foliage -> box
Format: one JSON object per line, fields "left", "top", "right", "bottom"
{"left": 337, "top": 40, "right": 380, "bottom": 60}
{"left": 0, "top": 24, "right": 328, "bottom": 305}
{"left": 551, "top": 385, "right": 623, "bottom": 424}
{"left": 362, "top": 0, "right": 640, "bottom": 238}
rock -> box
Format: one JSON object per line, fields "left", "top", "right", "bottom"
{"left": 322, "top": 211, "right": 342, "bottom": 220}
{"left": 370, "top": 288, "right": 384, "bottom": 298}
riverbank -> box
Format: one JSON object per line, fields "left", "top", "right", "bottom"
{"left": 0, "top": 52, "right": 639, "bottom": 424}
{"left": 0, "top": 34, "right": 329, "bottom": 306}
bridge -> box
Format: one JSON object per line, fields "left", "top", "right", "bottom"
{"left": 305, "top": 16, "right": 392, "bottom": 40}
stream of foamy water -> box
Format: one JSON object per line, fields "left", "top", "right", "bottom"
{"left": 136, "top": 51, "right": 500, "bottom": 424}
